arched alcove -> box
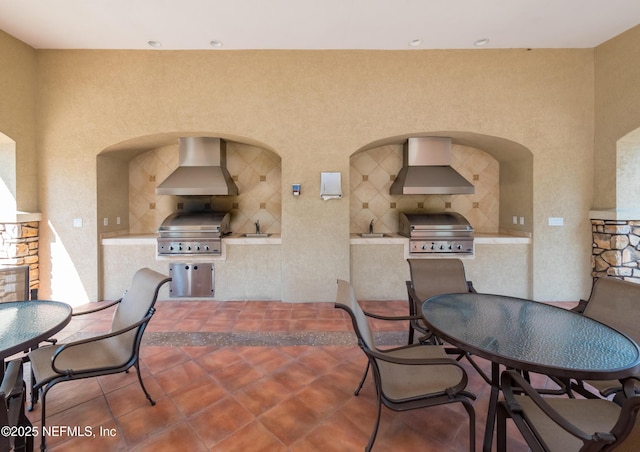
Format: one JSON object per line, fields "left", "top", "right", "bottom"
{"left": 350, "top": 132, "right": 534, "bottom": 235}
{"left": 97, "top": 132, "right": 282, "bottom": 237}
{"left": 0, "top": 131, "right": 17, "bottom": 216}
{"left": 616, "top": 127, "right": 640, "bottom": 211}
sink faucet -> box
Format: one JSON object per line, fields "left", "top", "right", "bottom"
{"left": 255, "top": 220, "right": 260, "bottom": 234}
{"left": 369, "top": 219, "right": 374, "bottom": 234}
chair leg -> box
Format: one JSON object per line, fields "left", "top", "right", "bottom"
{"left": 134, "top": 362, "right": 156, "bottom": 406}
{"left": 366, "top": 388, "right": 383, "bottom": 452}
{"left": 354, "top": 362, "right": 369, "bottom": 396}
{"left": 497, "top": 402, "right": 508, "bottom": 452}
{"left": 39, "top": 386, "right": 50, "bottom": 452}
{"left": 461, "top": 399, "right": 475, "bottom": 452}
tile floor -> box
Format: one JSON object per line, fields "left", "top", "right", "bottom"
{"left": 20, "top": 298, "right": 569, "bottom": 451}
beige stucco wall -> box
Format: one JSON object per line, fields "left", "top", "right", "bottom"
{"left": 2, "top": 34, "right": 605, "bottom": 302}
{"left": 0, "top": 30, "right": 38, "bottom": 213}
{"left": 593, "top": 25, "right": 640, "bottom": 210}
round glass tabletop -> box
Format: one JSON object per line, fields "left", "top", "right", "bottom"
{"left": 0, "top": 300, "right": 72, "bottom": 359}
{"left": 422, "top": 293, "right": 640, "bottom": 379}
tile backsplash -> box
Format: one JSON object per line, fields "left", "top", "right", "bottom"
{"left": 128, "top": 140, "right": 498, "bottom": 236}
{"left": 350, "top": 143, "right": 499, "bottom": 234}
{"left": 129, "top": 141, "right": 282, "bottom": 235}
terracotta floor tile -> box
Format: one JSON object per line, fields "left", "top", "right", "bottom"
{"left": 212, "top": 359, "right": 265, "bottom": 392}
{"left": 141, "top": 346, "right": 191, "bottom": 375}
{"left": 269, "top": 361, "right": 318, "bottom": 392}
{"left": 210, "top": 420, "right": 288, "bottom": 452}
{"left": 41, "top": 396, "right": 115, "bottom": 450}
{"left": 289, "top": 410, "right": 369, "bottom": 452}
{"left": 170, "top": 377, "right": 227, "bottom": 417}
{"left": 132, "top": 420, "right": 208, "bottom": 452}
{"left": 195, "top": 347, "right": 244, "bottom": 373}
{"left": 153, "top": 359, "right": 208, "bottom": 395}
{"left": 117, "top": 397, "right": 181, "bottom": 445}
{"left": 105, "top": 376, "right": 162, "bottom": 418}
{"left": 189, "top": 396, "right": 254, "bottom": 447}
{"left": 259, "top": 397, "right": 324, "bottom": 446}
{"left": 233, "top": 377, "right": 293, "bottom": 416}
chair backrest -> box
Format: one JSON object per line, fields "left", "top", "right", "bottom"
{"left": 110, "top": 268, "right": 171, "bottom": 343}
{"left": 0, "top": 265, "right": 29, "bottom": 303}
{"left": 407, "top": 258, "right": 470, "bottom": 302}
{"left": 335, "top": 279, "right": 376, "bottom": 351}
{"left": 0, "top": 360, "right": 28, "bottom": 452}
{"left": 582, "top": 277, "right": 640, "bottom": 344}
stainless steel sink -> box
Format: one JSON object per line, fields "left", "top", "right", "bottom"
{"left": 243, "top": 233, "right": 271, "bottom": 238}
{"left": 359, "top": 233, "right": 387, "bottom": 238}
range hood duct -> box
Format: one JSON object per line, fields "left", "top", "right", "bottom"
{"left": 389, "top": 137, "right": 475, "bottom": 195}
{"left": 156, "top": 137, "right": 239, "bottom": 196}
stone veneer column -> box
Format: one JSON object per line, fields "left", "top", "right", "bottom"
{"left": 591, "top": 219, "right": 640, "bottom": 282}
{"left": 0, "top": 221, "right": 39, "bottom": 294}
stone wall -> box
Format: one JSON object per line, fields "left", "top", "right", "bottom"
{"left": 591, "top": 219, "right": 640, "bottom": 282}
{"left": 0, "top": 221, "right": 39, "bottom": 294}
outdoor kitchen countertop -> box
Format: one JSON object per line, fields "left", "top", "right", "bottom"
{"left": 101, "top": 232, "right": 528, "bottom": 246}
{"left": 101, "top": 233, "right": 282, "bottom": 245}
{"left": 349, "top": 232, "right": 530, "bottom": 245}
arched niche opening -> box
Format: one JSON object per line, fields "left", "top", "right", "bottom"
{"left": 616, "top": 127, "right": 640, "bottom": 212}
{"left": 350, "top": 132, "right": 533, "bottom": 236}
{"left": 97, "top": 132, "right": 282, "bottom": 237}
{"left": 0, "top": 131, "right": 17, "bottom": 217}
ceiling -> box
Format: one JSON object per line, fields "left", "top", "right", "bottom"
{"left": 0, "top": 0, "right": 639, "bottom": 51}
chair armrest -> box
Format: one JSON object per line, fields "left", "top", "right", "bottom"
{"left": 467, "top": 281, "right": 476, "bottom": 293}
{"left": 571, "top": 299, "right": 589, "bottom": 314}
{"left": 361, "top": 309, "right": 420, "bottom": 321}
{"left": 366, "top": 345, "right": 473, "bottom": 396}
{"left": 72, "top": 298, "right": 121, "bottom": 316}
{"left": 502, "top": 370, "right": 606, "bottom": 444}
{"left": 50, "top": 312, "right": 152, "bottom": 375}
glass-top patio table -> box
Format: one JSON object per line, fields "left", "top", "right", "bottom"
{"left": 0, "top": 301, "right": 72, "bottom": 362}
{"left": 422, "top": 292, "right": 640, "bottom": 452}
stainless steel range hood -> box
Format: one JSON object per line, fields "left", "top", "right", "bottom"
{"left": 156, "top": 137, "right": 239, "bottom": 196}
{"left": 390, "top": 137, "right": 475, "bottom": 195}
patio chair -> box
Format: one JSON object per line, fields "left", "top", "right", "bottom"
{"left": 406, "top": 258, "right": 475, "bottom": 344}
{"left": 570, "top": 277, "right": 640, "bottom": 400}
{"left": 1, "top": 359, "right": 33, "bottom": 452}
{"left": 405, "top": 258, "right": 500, "bottom": 385}
{"left": 335, "top": 279, "right": 476, "bottom": 452}
{"left": 498, "top": 369, "right": 640, "bottom": 451}
{"left": 27, "top": 267, "right": 170, "bottom": 451}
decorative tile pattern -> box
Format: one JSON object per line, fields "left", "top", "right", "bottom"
{"left": 350, "top": 143, "right": 500, "bottom": 234}
{"left": 129, "top": 142, "right": 282, "bottom": 235}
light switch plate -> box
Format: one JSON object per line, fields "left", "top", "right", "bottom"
{"left": 548, "top": 217, "right": 564, "bottom": 226}
{"left": 73, "top": 218, "right": 83, "bottom": 228}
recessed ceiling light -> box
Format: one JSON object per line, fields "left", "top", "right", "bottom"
{"left": 147, "top": 40, "right": 162, "bottom": 48}
{"left": 474, "top": 38, "right": 490, "bottom": 47}
{"left": 210, "top": 40, "right": 223, "bottom": 48}
{"left": 409, "top": 39, "right": 422, "bottom": 47}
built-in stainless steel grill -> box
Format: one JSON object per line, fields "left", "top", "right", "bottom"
{"left": 399, "top": 212, "right": 474, "bottom": 254}
{"left": 157, "top": 211, "right": 231, "bottom": 255}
